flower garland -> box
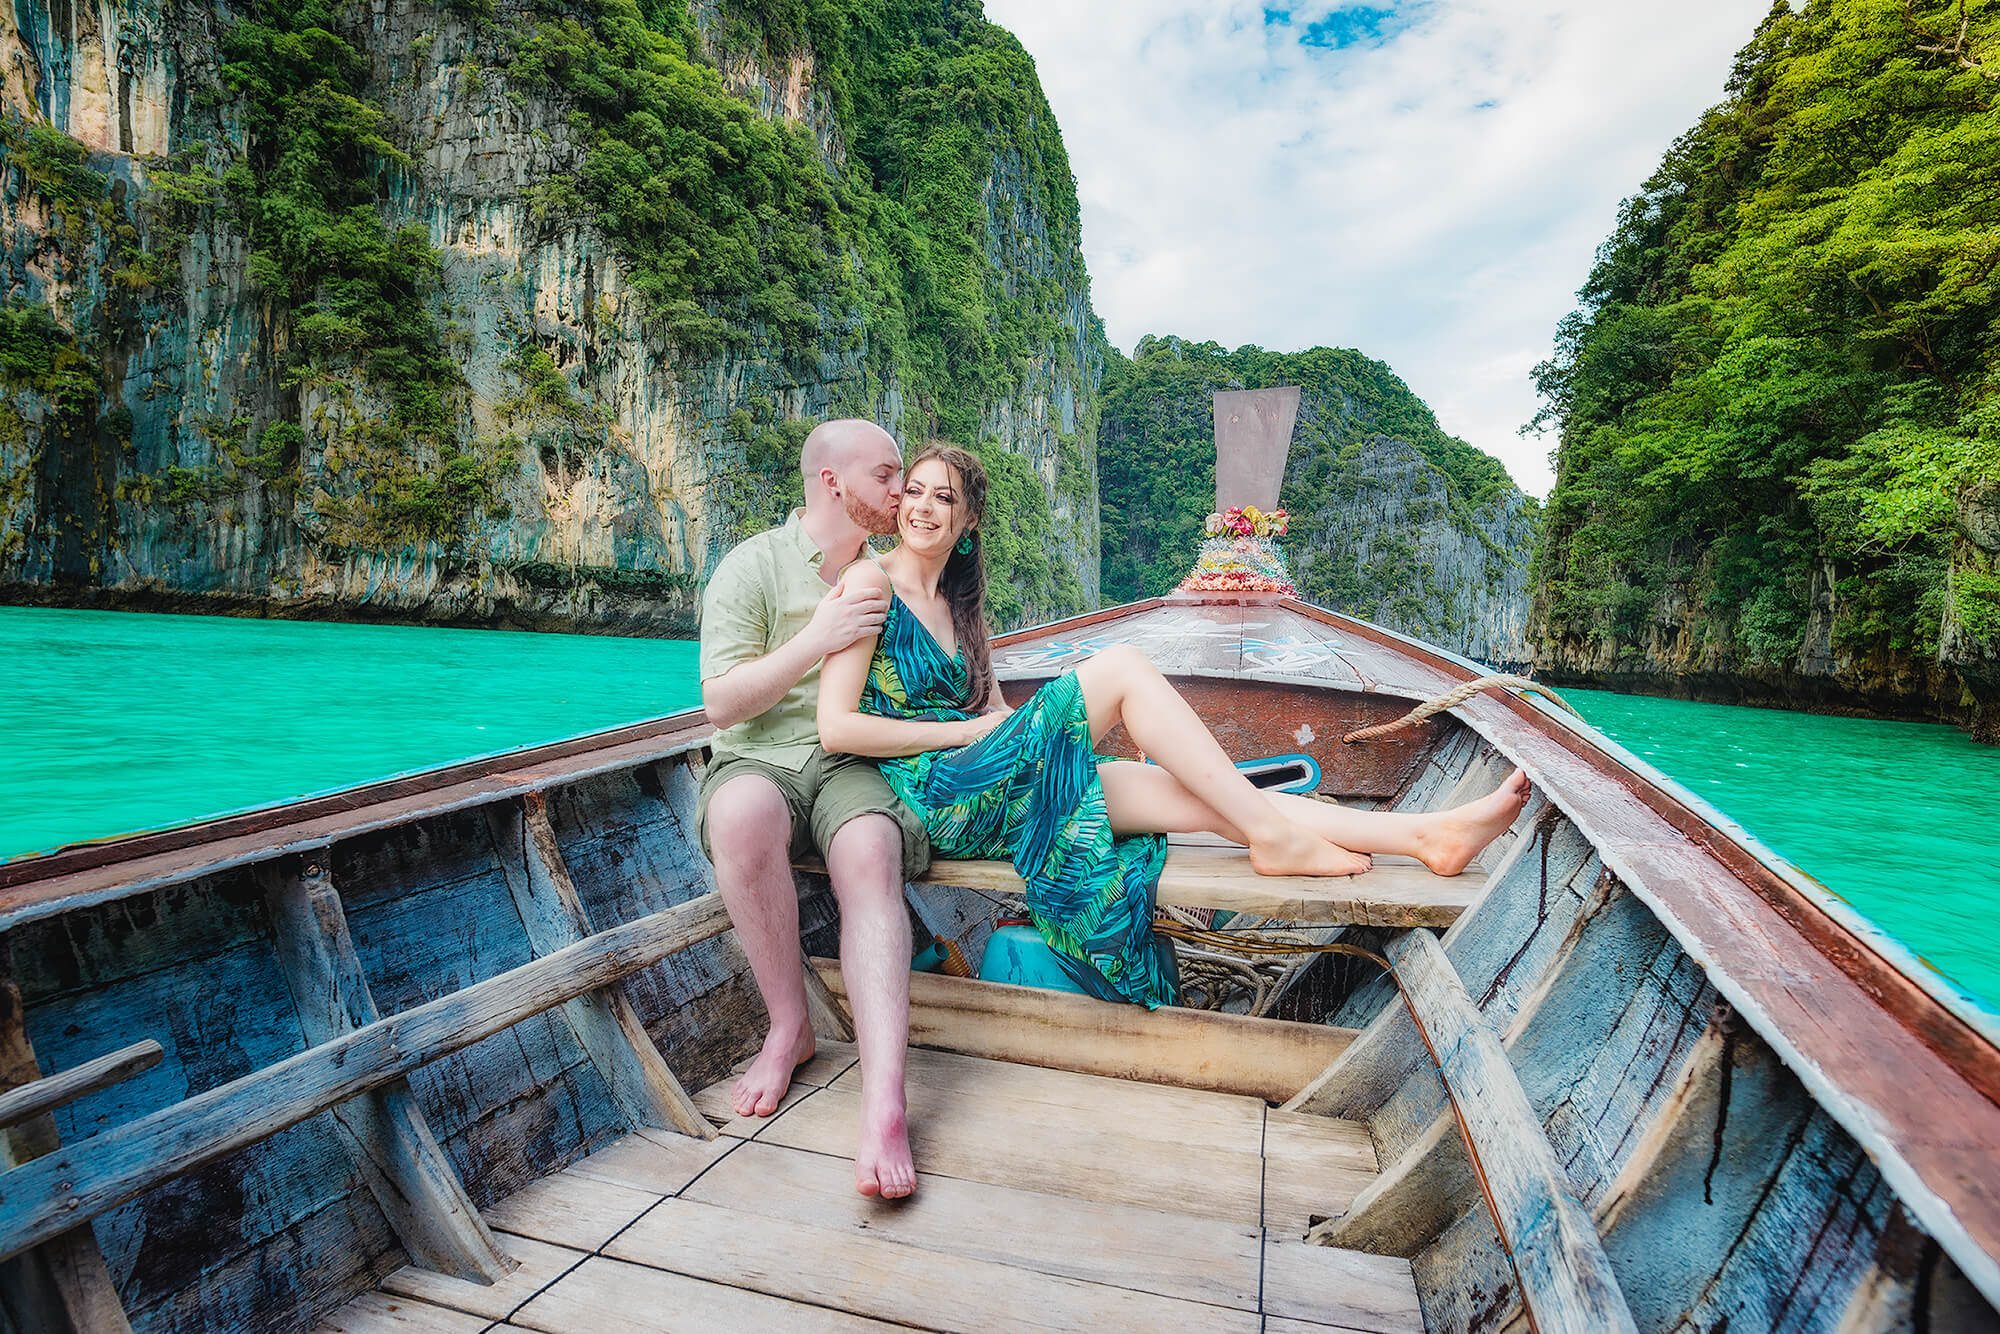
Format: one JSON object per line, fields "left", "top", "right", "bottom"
{"left": 1203, "top": 506, "right": 1289, "bottom": 539}
{"left": 1178, "top": 523, "right": 1297, "bottom": 595}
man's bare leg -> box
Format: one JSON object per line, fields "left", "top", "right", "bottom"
{"left": 707, "top": 775, "right": 816, "bottom": 1117}
{"left": 823, "top": 812, "right": 915, "bottom": 1199}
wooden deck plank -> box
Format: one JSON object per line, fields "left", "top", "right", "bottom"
{"left": 1262, "top": 1240, "right": 1424, "bottom": 1333}
{"left": 311, "top": 1291, "right": 493, "bottom": 1334}
{"left": 563, "top": 1130, "right": 739, "bottom": 1196}
{"left": 815, "top": 964, "right": 1355, "bottom": 1103}
{"left": 605, "top": 1197, "right": 1264, "bottom": 1333}
{"left": 381, "top": 1233, "right": 587, "bottom": 1322}
{"left": 756, "top": 1081, "right": 1268, "bottom": 1223}
{"left": 681, "top": 1138, "right": 1264, "bottom": 1312}
{"left": 693, "top": 1074, "right": 820, "bottom": 1139}
{"left": 830, "top": 1043, "right": 1267, "bottom": 1143}
{"left": 1263, "top": 1108, "right": 1381, "bottom": 1239}
{"left": 482, "top": 1167, "right": 665, "bottom": 1251}
{"left": 510, "top": 1254, "right": 902, "bottom": 1333}
{"left": 908, "top": 847, "right": 1482, "bottom": 927}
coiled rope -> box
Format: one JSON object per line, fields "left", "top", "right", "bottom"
{"left": 1341, "top": 673, "right": 1580, "bottom": 744}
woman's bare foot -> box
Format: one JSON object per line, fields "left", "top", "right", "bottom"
{"left": 731, "top": 1022, "right": 815, "bottom": 1117}
{"left": 1417, "top": 769, "right": 1532, "bottom": 876}
{"left": 855, "top": 1093, "right": 916, "bottom": 1199}
{"left": 1249, "top": 821, "right": 1373, "bottom": 878}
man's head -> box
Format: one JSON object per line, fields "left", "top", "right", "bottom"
{"left": 800, "top": 418, "right": 902, "bottom": 536}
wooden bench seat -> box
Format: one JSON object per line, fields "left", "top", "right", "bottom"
{"left": 801, "top": 842, "right": 1486, "bottom": 928}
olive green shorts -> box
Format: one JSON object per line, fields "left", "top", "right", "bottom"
{"left": 696, "top": 747, "right": 931, "bottom": 881}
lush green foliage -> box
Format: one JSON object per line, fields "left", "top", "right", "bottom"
{"left": 1099, "top": 336, "right": 1517, "bottom": 602}
{"left": 1533, "top": 0, "right": 2000, "bottom": 667}
{"left": 501, "top": 0, "right": 1095, "bottom": 617}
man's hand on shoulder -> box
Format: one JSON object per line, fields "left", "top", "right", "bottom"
{"left": 807, "top": 575, "right": 889, "bottom": 657}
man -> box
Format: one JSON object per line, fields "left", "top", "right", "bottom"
{"left": 696, "top": 417, "right": 926, "bottom": 1199}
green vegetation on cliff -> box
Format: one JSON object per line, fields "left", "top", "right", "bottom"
{"left": 1532, "top": 0, "right": 2000, "bottom": 684}
{"left": 1099, "top": 336, "right": 1515, "bottom": 603}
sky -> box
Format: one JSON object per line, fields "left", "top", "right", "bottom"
{"left": 981, "top": 1, "right": 1774, "bottom": 497}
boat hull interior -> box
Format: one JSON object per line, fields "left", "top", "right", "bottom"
{"left": 1, "top": 597, "right": 1995, "bottom": 1333}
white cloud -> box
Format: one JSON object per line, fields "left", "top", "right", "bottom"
{"left": 982, "top": 0, "right": 1765, "bottom": 496}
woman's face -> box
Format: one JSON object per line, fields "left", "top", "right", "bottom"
{"left": 899, "top": 458, "right": 969, "bottom": 558}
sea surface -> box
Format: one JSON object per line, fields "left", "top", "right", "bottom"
{"left": 1565, "top": 687, "right": 2000, "bottom": 1015}
{"left": 3, "top": 607, "right": 1995, "bottom": 1013}
{"left": 1, "top": 606, "right": 701, "bottom": 861}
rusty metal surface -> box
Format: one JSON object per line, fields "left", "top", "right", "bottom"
{"left": 1212, "top": 386, "right": 1301, "bottom": 513}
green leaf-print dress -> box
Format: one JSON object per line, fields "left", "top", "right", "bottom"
{"left": 864, "top": 596, "right": 1180, "bottom": 1008}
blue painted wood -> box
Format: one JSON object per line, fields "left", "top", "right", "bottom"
{"left": 0, "top": 891, "right": 733, "bottom": 1265}
{"left": 332, "top": 819, "right": 628, "bottom": 1198}
{"left": 6, "top": 874, "right": 389, "bottom": 1322}
{"left": 261, "top": 861, "right": 512, "bottom": 1282}
{"left": 1383, "top": 928, "right": 1637, "bottom": 1334}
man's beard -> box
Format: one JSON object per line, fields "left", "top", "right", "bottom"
{"left": 844, "top": 493, "right": 899, "bottom": 535}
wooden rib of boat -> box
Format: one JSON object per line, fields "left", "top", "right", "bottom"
{"left": 2, "top": 591, "right": 1998, "bottom": 1334}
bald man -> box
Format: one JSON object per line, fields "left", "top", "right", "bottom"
{"left": 697, "top": 418, "right": 927, "bottom": 1199}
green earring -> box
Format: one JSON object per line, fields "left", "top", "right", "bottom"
{"left": 956, "top": 533, "right": 974, "bottom": 555}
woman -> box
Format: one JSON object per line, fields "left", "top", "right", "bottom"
{"left": 818, "top": 444, "right": 1530, "bottom": 1008}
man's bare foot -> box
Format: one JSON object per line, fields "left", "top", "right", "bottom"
{"left": 855, "top": 1094, "right": 916, "bottom": 1200}
{"left": 731, "top": 1022, "right": 815, "bottom": 1118}
{"left": 1418, "top": 769, "right": 1532, "bottom": 876}
{"left": 1249, "top": 822, "right": 1373, "bottom": 878}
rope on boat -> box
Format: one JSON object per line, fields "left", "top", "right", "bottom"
{"left": 1341, "top": 673, "right": 1580, "bottom": 744}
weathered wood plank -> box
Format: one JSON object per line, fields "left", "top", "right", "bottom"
{"left": 0, "top": 1039, "right": 161, "bottom": 1134}
{"left": 833, "top": 1043, "right": 1269, "bottom": 1144}
{"left": 0, "top": 892, "right": 734, "bottom": 1265}
{"left": 311, "top": 1290, "right": 493, "bottom": 1334}
{"left": 1307, "top": 1111, "right": 1471, "bottom": 1256}
{"left": 902, "top": 847, "right": 1483, "bottom": 927}
{"left": 261, "top": 861, "right": 515, "bottom": 1285}
{"left": 1335, "top": 929, "right": 1638, "bottom": 1334}
{"left": 510, "top": 1253, "right": 903, "bottom": 1332}
{"left": 757, "top": 1080, "right": 1270, "bottom": 1223}
{"left": 487, "top": 799, "right": 713, "bottom": 1140}
{"left": 481, "top": 1166, "right": 663, "bottom": 1252}
{"left": 681, "top": 1138, "right": 1264, "bottom": 1312}
{"left": 1264, "top": 1108, "right": 1383, "bottom": 1239}
{"left": 381, "top": 1232, "right": 588, "bottom": 1324}
{"left": 605, "top": 1197, "right": 1266, "bottom": 1332}
{"left": 816, "top": 961, "right": 1357, "bottom": 1103}
{"left": 0, "top": 981, "right": 135, "bottom": 1334}
{"left": 1291, "top": 814, "right": 1599, "bottom": 1131}
{"left": 1262, "top": 1238, "right": 1424, "bottom": 1333}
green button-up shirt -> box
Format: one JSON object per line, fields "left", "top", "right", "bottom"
{"left": 699, "top": 510, "right": 837, "bottom": 771}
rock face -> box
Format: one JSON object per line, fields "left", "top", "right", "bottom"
{"left": 0, "top": 0, "right": 1106, "bottom": 633}
{"left": 1098, "top": 337, "right": 1536, "bottom": 667}
{"left": 1286, "top": 435, "right": 1535, "bottom": 668}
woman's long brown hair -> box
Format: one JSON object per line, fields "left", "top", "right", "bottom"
{"left": 907, "top": 443, "right": 992, "bottom": 712}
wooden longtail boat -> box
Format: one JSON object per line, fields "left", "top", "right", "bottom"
{"left": 3, "top": 588, "right": 1998, "bottom": 1333}
{"left": 6, "top": 384, "right": 1999, "bottom": 1332}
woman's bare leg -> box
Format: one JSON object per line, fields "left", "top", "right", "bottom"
{"left": 1097, "top": 762, "right": 1531, "bottom": 877}
{"left": 1271, "top": 775, "right": 1530, "bottom": 875}
{"left": 1073, "top": 645, "right": 1368, "bottom": 877}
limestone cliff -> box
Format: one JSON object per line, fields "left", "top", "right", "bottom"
{"left": 1099, "top": 336, "right": 1536, "bottom": 667}
{"left": 0, "top": 0, "right": 1105, "bottom": 633}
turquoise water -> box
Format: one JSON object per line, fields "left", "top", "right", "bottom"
{"left": 1, "top": 607, "right": 702, "bottom": 861}
{"left": 1566, "top": 688, "right": 2000, "bottom": 1014}
{"left": 4, "top": 607, "right": 1994, "bottom": 1014}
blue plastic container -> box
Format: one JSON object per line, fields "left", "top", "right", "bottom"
{"left": 976, "top": 923, "right": 1090, "bottom": 995}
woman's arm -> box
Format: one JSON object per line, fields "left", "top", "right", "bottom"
{"left": 817, "top": 563, "right": 1002, "bottom": 758}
